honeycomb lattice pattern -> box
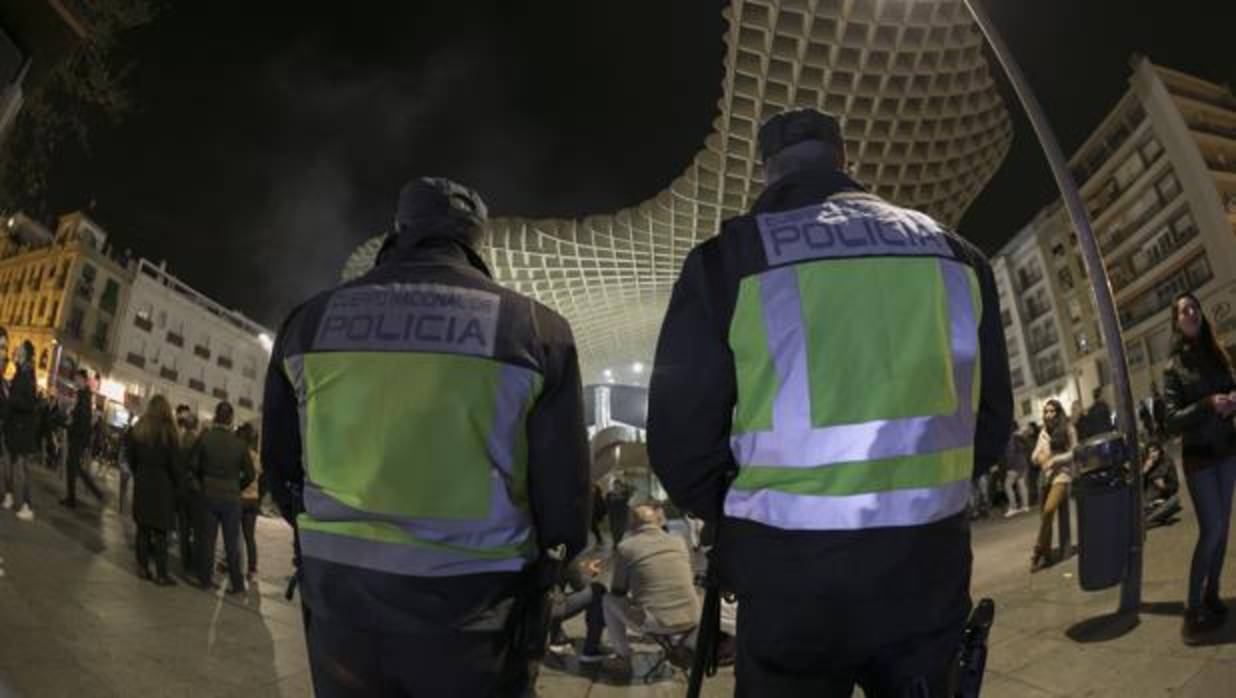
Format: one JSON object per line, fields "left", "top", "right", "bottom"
{"left": 345, "top": 0, "right": 1013, "bottom": 381}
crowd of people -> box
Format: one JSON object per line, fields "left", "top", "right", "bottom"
{"left": 0, "top": 325, "right": 265, "bottom": 593}
{"left": 961, "top": 291, "right": 1236, "bottom": 645}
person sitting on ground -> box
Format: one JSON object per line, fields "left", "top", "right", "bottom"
{"left": 1143, "top": 441, "right": 1182, "bottom": 528}
{"left": 601, "top": 502, "right": 700, "bottom": 677}
{"left": 548, "top": 553, "right": 611, "bottom": 663}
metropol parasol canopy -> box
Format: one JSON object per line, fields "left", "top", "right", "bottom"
{"left": 344, "top": 0, "right": 1013, "bottom": 382}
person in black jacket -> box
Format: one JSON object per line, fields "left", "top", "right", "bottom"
{"left": 4, "top": 341, "right": 40, "bottom": 521}
{"left": 61, "top": 369, "right": 105, "bottom": 509}
{"left": 189, "top": 401, "right": 255, "bottom": 594}
{"left": 262, "top": 178, "right": 590, "bottom": 697}
{"left": 174, "top": 404, "right": 200, "bottom": 575}
{"left": 127, "top": 395, "right": 181, "bottom": 586}
{"left": 1163, "top": 291, "right": 1236, "bottom": 644}
{"left": 647, "top": 109, "right": 1013, "bottom": 696}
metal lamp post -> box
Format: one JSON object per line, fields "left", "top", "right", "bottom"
{"left": 961, "top": 0, "right": 1144, "bottom": 617}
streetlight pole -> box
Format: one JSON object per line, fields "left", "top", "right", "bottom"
{"left": 961, "top": 0, "right": 1144, "bottom": 616}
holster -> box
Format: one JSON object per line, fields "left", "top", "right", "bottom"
{"left": 950, "top": 598, "right": 995, "bottom": 698}
{"left": 508, "top": 543, "right": 567, "bottom": 662}
{"left": 687, "top": 543, "right": 724, "bottom": 698}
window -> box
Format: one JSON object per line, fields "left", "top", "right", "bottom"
{"left": 1156, "top": 172, "right": 1181, "bottom": 202}
{"left": 77, "top": 263, "right": 97, "bottom": 301}
{"left": 67, "top": 307, "right": 85, "bottom": 339}
{"left": 1141, "top": 138, "right": 1162, "bottom": 163}
{"left": 92, "top": 319, "right": 110, "bottom": 352}
{"left": 1067, "top": 298, "right": 1083, "bottom": 324}
{"left": 1112, "top": 152, "right": 1145, "bottom": 191}
{"left": 99, "top": 279, "right": 120, "bottom": 315}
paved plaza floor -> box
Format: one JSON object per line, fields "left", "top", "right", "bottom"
{"left": 3, "top": 448, "right": 1236, "bottom": 697}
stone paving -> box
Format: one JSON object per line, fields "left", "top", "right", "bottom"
{"left": 2, "top": 446, "right": 1236, "bottom": 696}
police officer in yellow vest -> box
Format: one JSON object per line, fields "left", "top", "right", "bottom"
{"left": 648, "top": 109, "right": 1013, "bottom": 697}
{"left": 262, "top": 178, "right": 591, "bottom": 697}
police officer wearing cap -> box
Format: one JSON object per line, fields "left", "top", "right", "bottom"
{"left": 262, "top": 177, "right": 591, "bottom": 697}
{"left": 648, "top": 109, "right": 1013, "bottom": 696}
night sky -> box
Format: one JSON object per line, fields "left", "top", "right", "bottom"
{"left": 44, "top": 0, "right": 1233, "bottom": 330}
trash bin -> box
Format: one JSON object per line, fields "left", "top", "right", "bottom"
{"left": 1074, "top": 432, "right": 1133, "bottom": 591}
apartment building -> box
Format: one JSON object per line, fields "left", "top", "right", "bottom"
{"left": 0, "top": 212, "right": 131, "bottom": 405}
{"left": 110, "top": 259, "right": 272, "bottom": 426}
{"left": 998, "top": 57, "right": 1236, "bottom": 422}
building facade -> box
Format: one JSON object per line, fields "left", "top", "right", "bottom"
{"left": 998, "top": 57, "right": 1236, "bottom": 423}
{"left": 110, "top": 259, "right": 271, "bottom": 426}
{"left": 0, "top": 212, "right": 132, "bottom": 402}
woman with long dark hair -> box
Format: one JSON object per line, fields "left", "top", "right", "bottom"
{"left": 1163, "top": 292, "right": 1236, "bottom": 643}
{"left": 1030, "top": 398, "right": 1077, "bottom": 572}
{"left": 126, "top": 395, "right": 181, "bottom": 585}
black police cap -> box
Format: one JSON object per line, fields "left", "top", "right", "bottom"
{"left": 757, "top": 108, "right": 844, "bottom": 162}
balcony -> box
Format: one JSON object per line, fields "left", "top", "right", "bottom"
{"left": 1118, "top": 254, "right": 1214, "bottom": 330}
{"left": 1113, "top": 223, "right": 1201, "bottom": 294}
{"left": 194, "top": 345, "right": 211, "bottom": 360}
{"left": 238, "top": 397, "right": 255, "bottom": 410}
{"left": 1023, "top": 300, "right": 1051, "bottom": 323}
{"left": 217, "top": 356, "right": 234, "bottom": 370}
{"left": 125, "top": 353, "right": 146, "bottom": 369}
{"left": 1037, "top": 363, "right": 1067, "bottom": 384}
{"left": 1189, "top": 117, "right": 1236, "bottom": 142}
{"left": 134, "top": 315, "right": 153, "bottom": 332}
{"left": 189, "top": 378, "right": 206, "bottom": 393}
{"left": 166, "top": 332, "right": 184, "bottom": 348}
{"left": 212, "top": 388, "right": 229, "bottom": 401}
{"left": 160, "top": 367, "right": 180, "bottom": 383}
{"left": 1027, "top": 334, "right": 1060, "bottom": 356}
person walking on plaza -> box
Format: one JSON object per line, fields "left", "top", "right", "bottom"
{"left": 174, "top": 405, "right": 200, "bottom": 575}
{"left": 236, "top": 422, "right": 262, "bottom": 583}
{"left": 126, "top": 395, "right": 181, "bottom": 586}
{"left": 3, "top": 341, "right": 41, "bottom": 521}
{"left": 189, "top": 401, "right": 254, "bottom": 594}
{"left": 647, "top": 108, "right": 1013, "bottom": 697}
{"left": 1030, "top": 399, "right": 1077, "bottom": 572}
{"left": 60, "top": 369, "right": 105, "bottom": 509}
{"left": 262, "top": 177, "right": 590, "bottom": 697}
{"left": 1003, "top": 425, "right": 1032, "bottom": 517}
{"left": 1163, "top": 292, "right": 1236, "bottom": 644}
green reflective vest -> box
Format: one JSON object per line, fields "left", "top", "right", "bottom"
{"left": 285, "top": 282, "right": 543, "bottom": 576}
{"left": 724, "top": 193, "right": 982, "bottom": 530}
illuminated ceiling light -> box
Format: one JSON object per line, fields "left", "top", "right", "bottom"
{"left": 632, "top": 362, "right": 645, "bottom": 374}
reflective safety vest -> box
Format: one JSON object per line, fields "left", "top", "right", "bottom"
{"left": 724, "top": 192, "right": 981, "bottom": 531}
{"left": 283, "top": 282, "right": 543, "bottom": 577}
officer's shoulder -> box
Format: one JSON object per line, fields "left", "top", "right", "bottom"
{"left": 506, "top": 288, "right": 573, "bottom": 340}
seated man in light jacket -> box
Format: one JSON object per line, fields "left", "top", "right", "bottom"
{"left": 602, "top": 502, "right": 700, "bottom": 672}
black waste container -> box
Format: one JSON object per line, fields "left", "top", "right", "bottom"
{"left": 1074, "top": 433, "right": 1133, "bottom": 591}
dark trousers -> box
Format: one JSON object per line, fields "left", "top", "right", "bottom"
{"left": 241, "top": 500, "right": 260, "bottom": 574}
{"left": 1185, "top": 456, "right": 1236, "bottom": 609}
{"left": 65, "top": 442, "right": 103, "bottom": 505}
{"left": 735, "top": 595, "right": 965, "bottom": 698}
{"left": 136, "top": 525, "right": 169, "bottom": 579}
{"left": 607, "top": 504, "right": 629, "bottom": 545}
{"left": 551, "top": 583, "right": 606, "bottom": 650}
{"left": 176, "top": 493, "right": 198, "bottom": 573}
{"left": 305, "top": 612, "right": 515, "bottom": 698}
{"left": 198, "top": 494, "right": 244, "bottom": 590}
